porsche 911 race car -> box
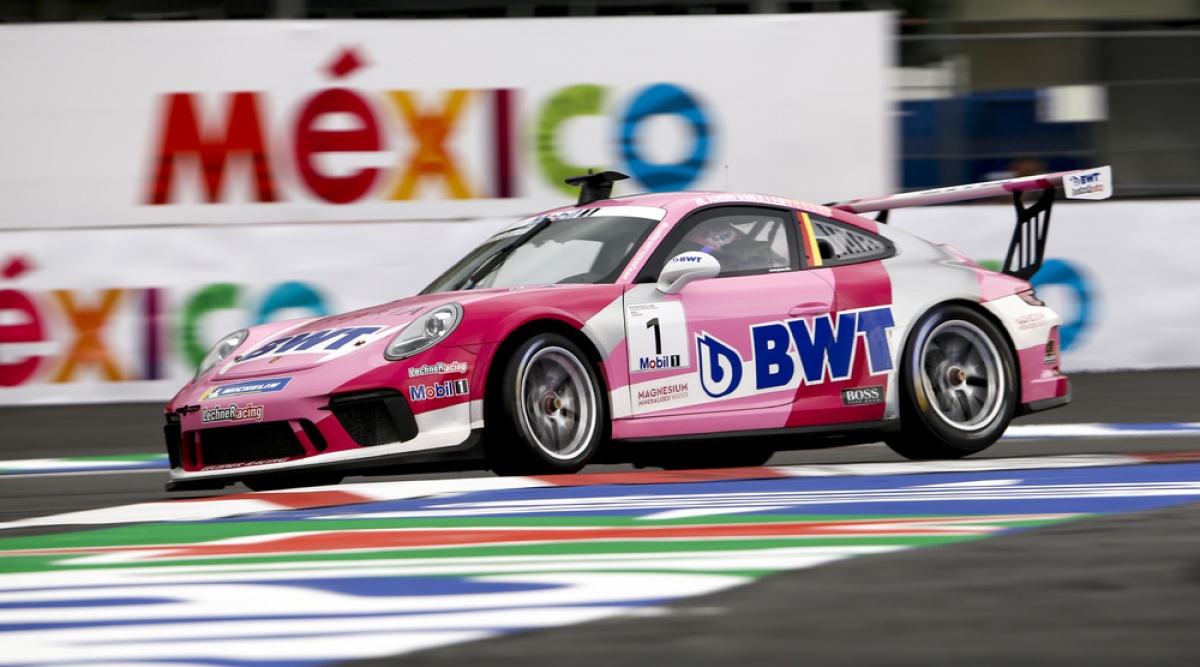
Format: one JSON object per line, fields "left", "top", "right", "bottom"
{"left": 163, "top": 166, "right": 1113, "bottom": 491}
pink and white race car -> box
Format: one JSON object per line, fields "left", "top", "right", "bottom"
{"left": 164, "top": 167, "right": 1112, "bottom": 491}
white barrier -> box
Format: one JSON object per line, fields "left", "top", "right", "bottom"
{"left": 891, "top": 200, "right": 1197, "bottom": 374}
{"left": 0, "top": 218, "right": 510, "bottom": 404}
{"left": 0, "top": 14, "right": 891, "bottom": 230}
{"left": 0, "top": 13, "right": 896, "bottom": 405}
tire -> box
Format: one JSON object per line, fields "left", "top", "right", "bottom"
{"left": 486, "top": 333, "right": 605, "bottom": 475}
{"left": 885, "top": 305, "right": 1016, "bottom": 460}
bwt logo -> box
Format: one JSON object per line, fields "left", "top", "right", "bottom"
{"left": 144, "top": 47, "right": 716, "bottom": 206}
{"left": 1070, "top": 171, "right": 1101, "bottom": 186}
{"left": 238, "top": 326, "right": 385, "bottom": 363}
{"left": 697, "top": 307, "right": 895, "bottom": 399}
{"left": 670, "top": 255, "right": 704, "bottom": 264}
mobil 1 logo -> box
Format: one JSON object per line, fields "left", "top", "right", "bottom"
{"left": 409, "top": 379, "right": 469, "bottom": 401}
{"left": 626, "top": 301, "right": 690, "bottom": 373}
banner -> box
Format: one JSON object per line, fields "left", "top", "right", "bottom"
{"left": 0, "top": 218, "right": 511, "bottom": 404}
{"left": 0, "top": 14, "right": 893, "bottom": 231}
{"left": 890, "top": 200, "right": 1196, "bottom": 374}
{"left": 2, "top": 200, "right": 1197, "bottom": 405}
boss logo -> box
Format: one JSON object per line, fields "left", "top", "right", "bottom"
{"left": 841, "top": 385, "right": 883, "bottom": 406}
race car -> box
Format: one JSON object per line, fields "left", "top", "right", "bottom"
{"left": 163, "top": 166, "right": 1113, "bottom": 491}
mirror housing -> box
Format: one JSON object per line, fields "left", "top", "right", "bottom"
{"left": 656, "top": 252, "right": 720, "bottom": 294}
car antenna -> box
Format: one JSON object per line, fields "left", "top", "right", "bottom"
{"left": 565, "top": 169, "right": 629, "bottom": 206}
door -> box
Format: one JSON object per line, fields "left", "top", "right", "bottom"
{"left": 623, "top": 205, "right": 838, "bottom": 417}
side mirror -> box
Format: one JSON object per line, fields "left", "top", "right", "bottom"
{"left": 656, "top": 252, "right": 720, "bottom": 295}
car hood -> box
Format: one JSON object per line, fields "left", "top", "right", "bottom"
{"left": 207, "top": 284, "right": 610, "bottom": 380}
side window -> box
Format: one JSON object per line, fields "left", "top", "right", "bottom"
{"left": 658, "top": 207, "right": 797, "bottom": 278}
{"left": 805, "top": 214, "right": 895, "bottom": 267}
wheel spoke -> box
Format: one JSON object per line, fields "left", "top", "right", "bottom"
{"left": 944, "top": 336, "right": 967, "bottom": 364}
{"left": 513, "top": 344, "right": 598, "bottom": 462}
{"left": 923, "top": 346, "right": 947, "bottom": 373}
{"left": 965, "top": 374, "right": 988, "bottom": 388}
{"left": 953, "top": 388, "right": 975, "bottom": 422}
{"left": 918, "top": 319, "right": 1007, "bottom": 432}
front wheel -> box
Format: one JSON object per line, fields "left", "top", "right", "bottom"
{"left": 885, "top": 305, "right": 1016, "bottom": 460}
{"left": 487, "top": 333, "right": 605, "bottom": 475}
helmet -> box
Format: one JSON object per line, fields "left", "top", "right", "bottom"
{"left": 685, "top": 220, "right": 766, "bottom": 272}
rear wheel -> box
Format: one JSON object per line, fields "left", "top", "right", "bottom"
{"left": 885, "top": 305, "right": 1016, "bottom": 460}
{"left": 487, "top": 333, "right": 605, "bottom": 475}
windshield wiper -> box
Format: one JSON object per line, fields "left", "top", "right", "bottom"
{"left": 458, "top": 217, "right": 553, "bottom": 290}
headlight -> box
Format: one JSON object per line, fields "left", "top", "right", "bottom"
{"left": 385, "top": 303, "right": 463, "bottom": 360}
{"left": 195, "top": 329, "right": 248, "bottom": 380}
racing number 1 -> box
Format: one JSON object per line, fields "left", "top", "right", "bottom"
{"left": 646, "top": 318, "right": 662, "bottom": 355}
{"left": 626, "top": 301, "right": 690, "bottom": 373}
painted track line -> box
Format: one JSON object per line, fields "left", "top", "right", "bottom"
{"left": 4, "top": 451, "right": 1200, "bottom": 531}
{"left": 3, "top": 422, "right": 1198, "bottom": 478}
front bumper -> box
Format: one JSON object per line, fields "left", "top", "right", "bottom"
{"left": 164, "top": 386, "right": 483, "bottom": 491}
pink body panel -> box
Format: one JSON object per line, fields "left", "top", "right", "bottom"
{"left": 166, "top": 186, "right": 1072, "bottom": 485}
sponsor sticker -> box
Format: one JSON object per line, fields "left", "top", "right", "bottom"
{"left": 627, "top": 301, "right": 690, "bottom": 373}
{"left": 1017, "top": 313, "right": 1047, "bottom": 330}
{"left": 636, "top": 382, "right": 690, "bottom": 407}
{"left": 236, "top": 326, "right": 393, "bottom": 364}
{"left": 697, "top": 306, "right": 896, "bottom": 399}
{"left": 529, "top": 208, "right": 599, "bottom": 223}
{"left": 407, "top": 361, "right": 468, "bottom": 378}
{"left": 690, "top": 193, "right": 831, "bottom": 216}
{"left": 841, "top": 385, "right": 884, "bottom": 406}
{"left": 202, "top": 458, "right": 291, "bottom": 471}
{"left": 201, "top": 377, "right": 292, "bottom": 401}
{"left": 201, "top": 402, "right": 265, "bottom": 424}
{"left": 409, "top": 379, "right": 469, "bottom": 401}
{"left": 1063, "top": 166, "right": 1112, "bottom": 201}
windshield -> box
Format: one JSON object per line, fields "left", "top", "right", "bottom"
{"left": 422, "top": 213, "right": 661, "bottom": 294}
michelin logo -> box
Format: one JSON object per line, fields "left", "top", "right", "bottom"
{"left": 201, "top": 377, "right": 292, "bottom": 401}
{"left": 698, "top": 307, "right": 895, "bottom": 399}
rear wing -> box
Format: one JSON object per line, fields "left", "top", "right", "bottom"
{"left": 827, "top": 166, "right": 1112, "bottom": 280}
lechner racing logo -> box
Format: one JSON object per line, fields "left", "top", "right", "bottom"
{"left": 201, "top": 402, "right": 265, "bottom": 424}
{"left": 1067, "top": 170, "right": 1105, "bottom": 197}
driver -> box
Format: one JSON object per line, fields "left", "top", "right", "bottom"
{"left": 684, "top": 220, "right": 768, "bottom": 272}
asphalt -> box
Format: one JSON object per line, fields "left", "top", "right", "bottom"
{"left": 2, "top": 369, "right": 1199, "bottom": 665}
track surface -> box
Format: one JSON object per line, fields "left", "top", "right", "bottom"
{"left": 1, "top": 369, "right": 1199, "bottom": 664}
